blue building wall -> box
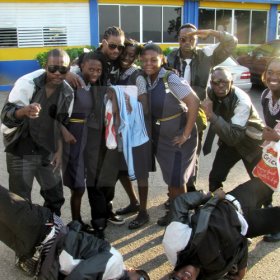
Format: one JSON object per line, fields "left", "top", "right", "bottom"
{"left": 0, "top": 60, "right": 41, "bottom": 91}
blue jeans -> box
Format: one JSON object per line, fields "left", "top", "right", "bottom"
{"left": 6, "top": 153, "right": 64, "bottom": 216}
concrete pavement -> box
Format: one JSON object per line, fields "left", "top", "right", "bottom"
{"left": 0, "top": 87, "right": 279, "bottom": 280}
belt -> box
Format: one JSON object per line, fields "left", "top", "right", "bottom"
{"left": 155, "top": 111, "right": 184, "bottom": 125}
{"left": 225, "top": 194, "right": 243, "bottom": 215}
{"left": 69, "top": 118, "right": 86, "bottom": 124}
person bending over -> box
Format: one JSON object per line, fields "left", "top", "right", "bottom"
{"left": 164, "top": 179, "right": 280, "bottom": 280}
{"left": 0, "top": 184, "right": 149, "bottom": 280}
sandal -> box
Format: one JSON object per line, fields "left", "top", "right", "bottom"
{"left": 128, "top": 211, "right": 149, "bottom": 230}
{"left": 116, "top": 203, "right": 140, "bottom": 215}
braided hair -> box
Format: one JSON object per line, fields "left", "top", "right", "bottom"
{"left": 102, "top": 26, "right": 125, "bottom": 40}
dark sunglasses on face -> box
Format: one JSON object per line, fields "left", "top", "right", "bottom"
{"left": 47, "top": 65, "right": 69, "bottom": 74}
{"left": 105, "top": 39, "right": 124, "bottom": 51}
{"left": 211, "top": 79, "right": 231, "bottom": 86}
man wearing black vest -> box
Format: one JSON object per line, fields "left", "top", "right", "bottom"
{"left": 201, "top": 67, "right": 264, "bottom": 193}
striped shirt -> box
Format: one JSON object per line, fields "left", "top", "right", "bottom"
{"left": 147, "top": 67, "right": 193, "bottom": 100}
{"left": 119, "top": 66, "right": 147, "bottom": 96}
{"left": 41, "top": 214, "right": 64, "bottom": 258}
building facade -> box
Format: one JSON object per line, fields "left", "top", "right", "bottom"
{"left": 0, "top": 0, "right": 280, "bottom": 90}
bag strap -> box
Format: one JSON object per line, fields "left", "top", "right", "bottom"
{"left": 162, "top": 70, "right": 181, "bottom": 102}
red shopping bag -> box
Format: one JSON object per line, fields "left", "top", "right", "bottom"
{"left": 253, "top": 141, "right": 280, "bottom": 191}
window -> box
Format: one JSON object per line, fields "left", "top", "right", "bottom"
{"left": 121, "top": 6, "right": 140, "bottom": 42}
{"left": 15, "top": 27, "right": 67, "bottom": 47}
{"left": 163, "top": 7, "right": 181, "bottom": 42}
{"left": 43, "top": 27, "right": 67, "bottom": 46}
{"left": 251, "top": 11, "right": 267, "bottom": 44}
{"left": 198, "top": 8, "right": 267, "bottom": 44}
{"left": 98, "top": 5, "right": 119, "bottom": 41}
{"left": 234, "top": 10, "right": 250, "bottom": 44}
{"left": 198, "top": 9, "right": 215, "bottom": 44}
{"left": 143, "top": 6, "right": 161, "bottom": 42}
{"left": 0, "top": 28, "right": 17, "bottom": 47}
{"left": 216, "top": 9, "right": 232, "bottom": 34}
{"left": 98, "top": 4, "right": 182, "bottom": 43}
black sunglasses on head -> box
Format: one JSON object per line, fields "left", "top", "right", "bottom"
{"left": 47, "top": 65, "right": 69, "bottom": 74}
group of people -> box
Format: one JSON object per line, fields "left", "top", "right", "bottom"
{"left": 0, "top": 21, "right": 280, "bottom": 280}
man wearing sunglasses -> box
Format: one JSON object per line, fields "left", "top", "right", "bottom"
{"left": 1, "top": 48, "right": 74, "bottom": 216}
{"left": 92, "top": 26, "right": 128, "bottom": 227}
{"left": 95, "top": 26, "right": 125, "bottom": 86}
{"left": 0, "top": 184, "right": 150, "bottom": 280}
{"left": 201, "top": 67, "right": 264, "bottom": 193}
{"left": 166, "top": 23, "right": 237, "bottom": 196}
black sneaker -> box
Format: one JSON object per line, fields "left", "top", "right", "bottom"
{"left": 15, "top": 256, "right": 38, "bottom": 277}
{"left": 107, "top": 212, "right": 125, "bottom": 225}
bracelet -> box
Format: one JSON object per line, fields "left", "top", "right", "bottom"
{"left": 182, "top": 134, "right": 190, "bottom": 140}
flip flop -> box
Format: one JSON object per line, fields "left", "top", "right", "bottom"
{"left": 128, "top": 212, "right": 149, "bottom": 230}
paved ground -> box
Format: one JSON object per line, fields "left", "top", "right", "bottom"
{"left": 0, "top": 86, "right": 280, "bottom": 280}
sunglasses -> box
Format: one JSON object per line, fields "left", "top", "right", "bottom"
{"left": 47, "top": 65, "right": 69, "bottom": 74}
{"left": 104, "top": 39, "right": 124, "bottom": 51}
{"left": 211, "top": 79, "right": 231, "bottom": 86}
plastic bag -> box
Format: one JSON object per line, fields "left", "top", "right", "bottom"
{"left": 253, "top": 141, "right": 280, "bottom": 191}
{"left": 105, "top": 99, "right": 117, "bottom": 149}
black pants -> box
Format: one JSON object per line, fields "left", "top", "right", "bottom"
{"left": 228, "top": 178, "right": 277, "bottom": 238}
{"left": 86, "top": 148, "right": 126, "bottom": 230}
{"left": 186, "top": 130, "right": 203, "bottom": 190}
{"left": 0, "top": 185, "right": 51, "bottom": 258}
{"left": 209, "top": 143, "right": 261, "bottom": 192}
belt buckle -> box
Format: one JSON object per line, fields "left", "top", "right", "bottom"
{"left": 155, "top": 120, "right": 160, "bottom": 125}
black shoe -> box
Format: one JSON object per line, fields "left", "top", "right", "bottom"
{"left": 116, "top": 203, "right": 140, "bottom": 215}
{"left": 157, "top": 211, "right": 171, "bottom": 227}
{"left": 107, "top": 212, "right": 125, "bottom": 225}
{"left": 15, "top": 256, "right": 38, "bottom": 277}
{"left": 80, "top": 221, "right": 95, "bottom": 234}
{"left": 164, "top": 199, "right": 170, "bottom": 209}
{"left": 263, "top": 232, "right": 280, "bottom": 242}
{"left": 187, "top": 185, "right": 197, "bottom": 192}
{"left": 93, "top": 229, "right": 105, "bottom": 240}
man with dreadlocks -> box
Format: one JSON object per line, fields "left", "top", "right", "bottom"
{"left": 95, "top": 26, "right": 125, "bottom": 85}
